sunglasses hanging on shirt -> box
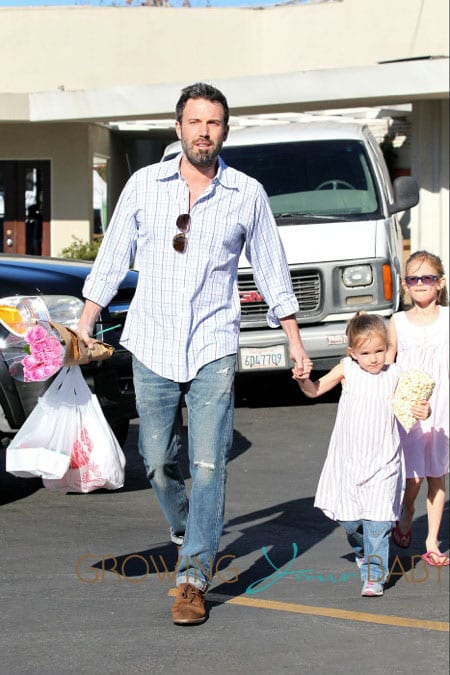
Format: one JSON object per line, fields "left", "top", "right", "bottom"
{"left": 173, "top": 213, "right": 191, "bottom": 254}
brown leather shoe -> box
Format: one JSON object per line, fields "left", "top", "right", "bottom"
{"left": 171, "top": 583, "right": 207, "bottom": 625}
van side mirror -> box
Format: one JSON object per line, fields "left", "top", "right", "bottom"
{"left": 389, "top": 176, "right": 419, "bottom": 214}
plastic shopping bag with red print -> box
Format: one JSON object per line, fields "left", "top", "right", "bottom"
{"left": 7, "top": 366, "right": 125, "bottom": 492}
{"left": 42, "top": 366, "right": 125, "bottom": 493}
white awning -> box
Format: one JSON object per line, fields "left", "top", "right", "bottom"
{"left": 1, "top": 57, "right": 448, "bottom": 124}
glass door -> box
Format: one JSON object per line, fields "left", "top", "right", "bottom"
{"left": 0, "top": 160, "right": 51, "bottom": 255}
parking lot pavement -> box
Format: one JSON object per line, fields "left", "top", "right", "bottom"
{"left": 1, "top": 376, "right": 448, "bottom": 674}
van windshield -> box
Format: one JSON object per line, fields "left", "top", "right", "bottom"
{"left": 221, "top": 139, "right": 382, "bottom": 221}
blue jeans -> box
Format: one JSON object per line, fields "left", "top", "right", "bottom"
{"left": 339, "top": 519, "right": 393, "bottom": 584}
{"left": 133, "top": 354, "right": 236, "bottom": 591}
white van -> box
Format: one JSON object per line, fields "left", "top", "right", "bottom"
{"left": 163, "top": 121, "right": 419, "bottom": 371}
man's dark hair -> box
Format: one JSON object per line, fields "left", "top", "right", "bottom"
{"left": 175, "top": 82, "right": 229, "bottom": 125}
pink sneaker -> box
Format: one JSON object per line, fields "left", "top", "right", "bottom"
{"left": 361, "top": 581, "right": 384, "bottom": 597}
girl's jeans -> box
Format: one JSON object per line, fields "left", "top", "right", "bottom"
{"left": 339, "top": 519, "right": 393, "bottom": 584}
{"left": 133, "top": 354, "right": 236, "bottom": 592}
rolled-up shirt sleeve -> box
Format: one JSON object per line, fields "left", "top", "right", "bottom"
{"left": 244, "top": 186, "right": 299, "bottom": 327}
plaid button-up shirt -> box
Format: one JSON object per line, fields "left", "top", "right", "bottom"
{"left": 83, "top": 154, "right": 298, "bottom": 382}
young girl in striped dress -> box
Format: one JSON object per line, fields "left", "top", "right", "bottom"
{"left": 294, "top": 313, "right": 430, "bottom": 597}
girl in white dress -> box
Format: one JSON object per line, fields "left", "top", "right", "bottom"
{"left": 388, "top": 250, "right": 449, "bottom": 567}
{"left": 294, "top": 313, "right": 430, "bottom": 597}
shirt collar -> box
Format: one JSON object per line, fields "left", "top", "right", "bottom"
{"left": 156, "top": 154, "right": 181, "bottom": 181}
{"left": 157, "top": 153, "right": 238, "bottom": 191}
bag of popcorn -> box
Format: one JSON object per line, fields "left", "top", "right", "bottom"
{"left": 393, "top": 369, "right": 435, "bottom": 432}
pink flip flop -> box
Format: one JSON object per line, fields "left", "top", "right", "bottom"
{"left": 421, "top": 551, "right": 450, "bottom": 567}
{"left": 391, "top": 522, "right": 411, "bottom": 549}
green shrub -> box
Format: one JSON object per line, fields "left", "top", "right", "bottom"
{"left": 60, "top": 235, "right": 103, "bottom": 261}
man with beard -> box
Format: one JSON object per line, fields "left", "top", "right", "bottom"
{"left": 77, "top": 82, "right": 312, "bottom": 625}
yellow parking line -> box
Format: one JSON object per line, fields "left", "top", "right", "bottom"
{"left": 168, "top": 589, "right": 449, "bottom": 632}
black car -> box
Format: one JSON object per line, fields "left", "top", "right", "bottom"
{"left": 0, "top": 253, "right": 137, "bottom": 446}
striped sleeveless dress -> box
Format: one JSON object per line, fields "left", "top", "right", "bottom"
{"left": 393, "top": 307, "right": 449, "bottom": 478}
{"left": 314, "top": 357, "right": 404, "bottom": 522}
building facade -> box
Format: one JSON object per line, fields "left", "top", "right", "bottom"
{"left": 0, "top": 0, "right": 448, "bottom": 270}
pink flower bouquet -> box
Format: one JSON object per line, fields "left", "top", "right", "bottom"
{"left": 5, "top": 319, "right": 114, "bottom": 383}
{"left": 21, "top": 324, "right": 65, "bottom": 382}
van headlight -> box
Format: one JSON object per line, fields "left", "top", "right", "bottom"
{"left": 0, "top": 295, "right": 84, "bottom": 336}
{"left": 342, "top": 265, "right": 373, "bottom": 287}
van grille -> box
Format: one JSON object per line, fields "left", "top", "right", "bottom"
{"left": 239, "top": 270, "right": 321, "bottom": 318}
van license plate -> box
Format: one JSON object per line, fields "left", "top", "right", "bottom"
{"left": 240, "top": 345, "right": 286, "bottom": 370}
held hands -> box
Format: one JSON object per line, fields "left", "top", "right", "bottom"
{"left": 291, "top": 352, "right": 314, "bottom": 381}
{"left": 411, "top": 400, "right": 431, "bottom": 421}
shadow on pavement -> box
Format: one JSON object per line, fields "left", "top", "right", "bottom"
{"left": 88, "top": 495, "right": 337, "bottom": 589}
{"left": 64, "top": 496, "right": 450, "bottom": 607}
{"left": 383, "top": 498, "right": 449, "bottom": 590}
{"left": 0, "top": 446, "right": 42, "bottom": 505}
{"left": 212, "top": 496, "right": 339, "bottom": 598}
{"left": 120, "top": 425, "right": 252, "bottom": 493}
{"left": 235, "top": 370, "right": 341, "bottom": 408}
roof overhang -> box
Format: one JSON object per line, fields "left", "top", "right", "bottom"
{"left": 0, "top": 57, "right": 448, "bottom": 124}
{"left": 0, "top": 93, "right": 30, "bottom": 122}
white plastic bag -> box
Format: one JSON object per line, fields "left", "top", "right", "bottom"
{"left": 6, "top": 366, "right": 87, "bottom": 479}
{"left": 42, "top": 367, "right": 126, "bottom": 493}
{"left": 7, "top": 366, "right": 126, "bottom": 492}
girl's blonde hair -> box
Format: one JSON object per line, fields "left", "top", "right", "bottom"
{"left": 405, "top": 250, "right": 448, "bottom": 306}
{"left": 345, "top": 311, "right": 388, "bottom": 350}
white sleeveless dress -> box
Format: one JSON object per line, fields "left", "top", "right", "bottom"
{"left": 393, "top": 306, "right": 449, "bottom": 478}
{"left": 314, "top": 357, "right": 403, "bottom": 522}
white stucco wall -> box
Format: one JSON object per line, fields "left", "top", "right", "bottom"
{"left": 0, "top": 0, "right": 448, "bottom": 94}
{"left": 0, "top": 122, "right": 110, "bottom": 254}
{"left": 0, "top": 0, "right": 448, "bottom": 261}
